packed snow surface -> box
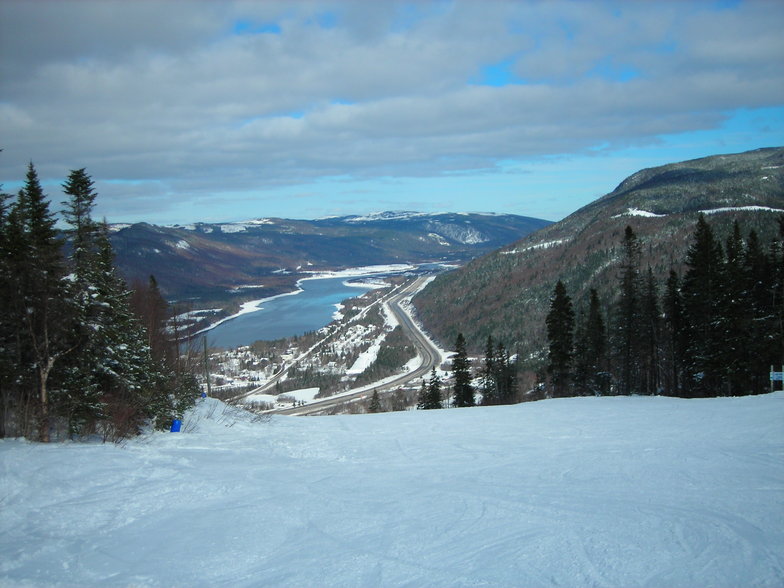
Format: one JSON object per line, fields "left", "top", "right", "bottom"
{"left": 2, "top": 393, "right": 783, "bottom": 587}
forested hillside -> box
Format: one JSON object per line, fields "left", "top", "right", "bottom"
{"left": 0, "top": 165, "right": 200, "bottom": 441}
{"left": 414, "top": 147, "right": 784, "bottom": 396}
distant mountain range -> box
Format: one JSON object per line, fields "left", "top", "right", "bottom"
{"left": 413, "top": 147, "right": 784, "bottom": 357}
{"left": 109, "top": 211, "right": 551, "bottom": 302}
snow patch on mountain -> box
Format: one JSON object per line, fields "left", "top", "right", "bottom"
{"left": 219, "top": 224, "right": 249, "bottom": 233}
{"left": 426, "top": 221, "right": 489, "bottom": 244}
{"left": 612, "top": 208, "right": 667, "bottom": 218}
{"left": 343, "top": 211, "right": 432, "bottom": 222}
{"left": 700, "top": 205, "right": 784, "bottom": 215}
{"left": 427, "top": 232, "right": 451, "bottom": 246}
{"left": 502, "top": 238, "right": 570, "bottom": 255}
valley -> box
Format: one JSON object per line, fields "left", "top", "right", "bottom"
{"left": 204, "top": 275, "right": 450, "bottom": 416}
{"left": 110, "top": 211, "right": 551, "bottom": 307}
{"left": 169, "top": 148, "right": 784, "bottom": 412}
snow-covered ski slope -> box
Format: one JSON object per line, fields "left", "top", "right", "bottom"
{"left": 2, "top": 393, "right": 783, "bottom": 587}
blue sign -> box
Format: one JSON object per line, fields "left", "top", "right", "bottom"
{"left": 770, "top": 372, "right": 784, "bottom": 382}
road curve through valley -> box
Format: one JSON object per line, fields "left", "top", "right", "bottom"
{"left": 273, "top": 276, "right": 443, "bottom": 415}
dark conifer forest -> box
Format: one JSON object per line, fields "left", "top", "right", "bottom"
{"left": 0, "top": 164, "right": 200, "bottom": 441}
{"left": 543, "top": 215, "right": 784, "bottom": 398}
{"left": 436, "top": 213, "right": 783, "bottom": 408}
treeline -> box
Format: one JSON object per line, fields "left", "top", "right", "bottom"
{"left": 0, "top": 164, "right": 200, "bottom": 442}
{"left": 417, "top": 332, "right": 518, "bottom": 409}
{"left": 428, "top": 214, "right": 784, "bottom": 410}
{"left": 545, "top": 214, "right": 784, "bottom": 398}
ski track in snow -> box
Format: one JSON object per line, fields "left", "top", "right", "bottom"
{"left": 1, "top": 393, "right": 783, "bottom": 587}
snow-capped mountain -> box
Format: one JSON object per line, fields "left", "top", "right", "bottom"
{"left": 109, "top": 212, "right": 550, "bottom": 301}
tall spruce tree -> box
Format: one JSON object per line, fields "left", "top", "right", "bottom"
{"left": 480, "top": 335, "right": 499, "bottom": 405}
{"left": 681, "top": 214, "right": 725, "bottom": 397}
{"left": 721, "top": 222, "right": 752, "bottom": 396}
{"left": 639, "top": 268, "right": 662, "bottom": 395}
{"left": 493, "top": 342, "right": 516, "bottom": 404}
{"left": 0, "top": 189, "right": 15, "bottom": 437}
{"left": 417, "top": 368, "right": 442, "bottom": 410}
{"left": 416, "top": 380, "right": 428, "bottom": 410}
{"left": 573, "top": 288, "right": 609, "bottom": 396}
{"left": 662, "top": 270, "right": 686, "bottom": 396}
{"left": 451, "top": 333, "right": 475, "bottom": 407}
{"left": 776, "top": 217, "right": 784, "bottom": 375}
{"left": 61, "top": 168, "right": 98, "bottom": 276}
{"left": 58, "top": 168, "right": 105, "bottom": 435}
{"left": 90, "top": 224, "right": 171, "bottom": 438}
{"left": 613, "top": 226, "right": 642, "bottom": 395}
{"left": 546, "top": 280, "right": 574, "bottom": 397}
{"left": 744, "top": 229, "right": 778, "bottom": 394}
{"left": 1, "top": 187, "right": 35, "bottom": 437}
{"left": 17, "top": 164, "right": 72, "bottom": 441}
{"left": 368, "top": 390, "right": 382, "bottom": 413}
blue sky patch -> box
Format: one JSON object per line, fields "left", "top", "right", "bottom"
{"left": 232, "top": 20, "right": 281, "bottom": 35}
{"left": 472, "top": 57, "right": 524, "bottom": 87}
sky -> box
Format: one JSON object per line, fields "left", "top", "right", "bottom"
{"left": 1, "top": 0, "right": 783, "bottom": 225}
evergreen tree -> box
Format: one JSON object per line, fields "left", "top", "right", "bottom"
{"left": 61, "top": 168, "right": 98, "bottom": 276}
{"left": 1, "top": 189, "right": 38, "bottom": 437}
{"left": 0, "top": 189, "right": 16, "bottom": 437}
{"left": 16, "top": 164, "right": 71, "bottom": 441}
{"left": 545, "top": 280, "right": 574, "bottom": 397}
{"left": 417, "top": 368, "right": 443, "bottom": 410}
{"left": 776, "top": 217, "right": 784, "bottom": 375}
{"left": 744, "top": 229, "right": 778, "bottom": 394}
{"left": 721, "top": 222, "right": 753, "bottom": 396}
{"left": 57, "top": 168, "right": 106, "bottom": 435}
{"left": 573, "top": 289, "right": 609, "bottom": 396}
{"left": 681, "top": 214, "right": 725, "bottom": 397}
{"left": 89, "top": 224, "right": 171, "bottom": 437}
{"left": 480, "top": 335, "right": 498, "bottom": 405}
{"left": 639, "top": 268, "right": 662, "bottom": 395}
{"left": 416, "top": 380, "right": 428, "bottom": 410}
{"left": 368, "top": 390, "right": 382, "bottom": 413}
{"left": 1, "top": 165, "right": 198, "bottom": 441}
{"left": 661, "top": 270, "right": 686, "bottom": 396}
{"left": 612, "top": 226, "right": 642, "bottom": 395}
{"left": 493, "top": 342, "right": 517, "bottom": 404}
{"left": 451, "top": 333, "right": 474, "bottom": 407}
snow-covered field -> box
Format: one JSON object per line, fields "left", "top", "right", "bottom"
{"left": 2, "top": 393, "right": 782, "bottom": 587}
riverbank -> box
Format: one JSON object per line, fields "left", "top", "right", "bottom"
{"left": 187, "top": 263, "right": 418, "bottom": 342}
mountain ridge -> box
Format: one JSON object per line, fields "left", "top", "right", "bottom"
{"left": 413, "top": 147, "right": 784, "bottom": 359}
{"left": 109, "top": 211, "right": 552, "bottom": 303}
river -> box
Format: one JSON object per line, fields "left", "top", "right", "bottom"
{"left": 199, "top": 264, "right": 426, "bottom": 348}
{"left": 201, "top": 263, "right": 454, "bottom": 349}
{"left": 204, "top": 276, "right": 380, "bottom": 348}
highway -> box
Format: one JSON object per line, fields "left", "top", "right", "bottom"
{"left": 271, "top": 276, "right": 443, "bottom": 415}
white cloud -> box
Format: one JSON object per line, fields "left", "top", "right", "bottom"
{"left": 0, "top": 0, "right": 782, "bottom": 221}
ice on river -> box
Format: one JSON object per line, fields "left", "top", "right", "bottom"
{"left": 1, "top": 393, "right": 783, "bottom": 587}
